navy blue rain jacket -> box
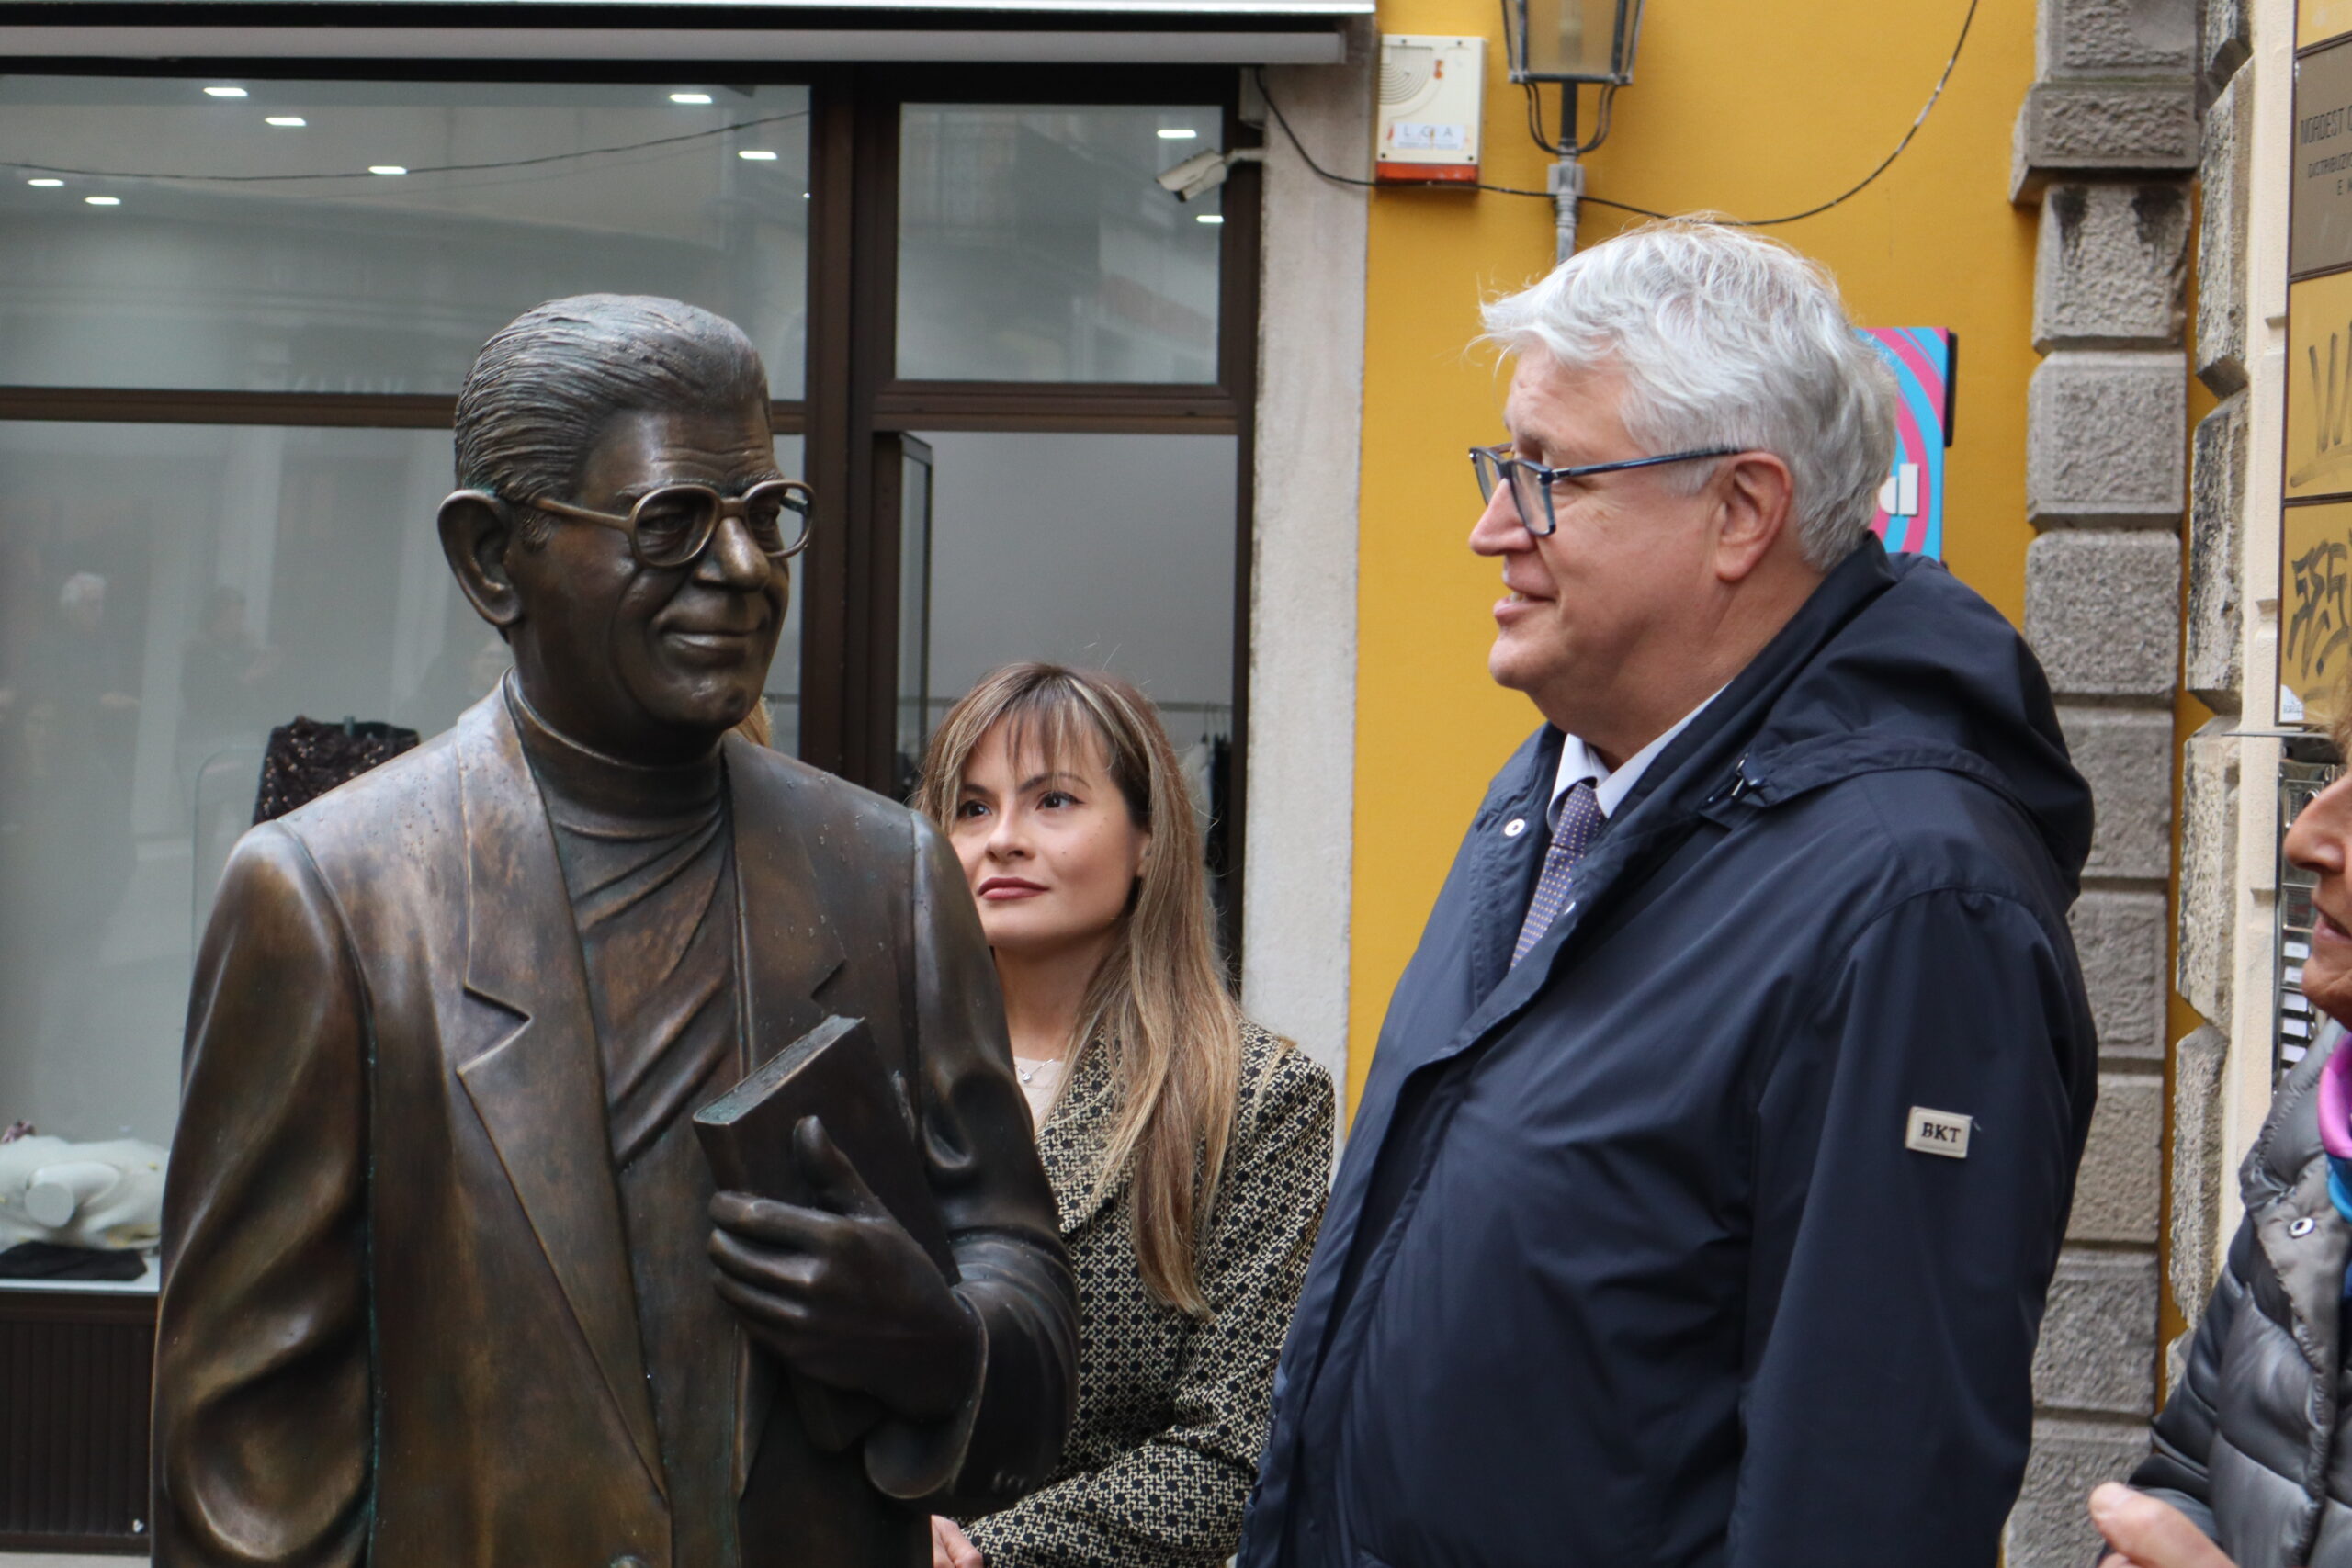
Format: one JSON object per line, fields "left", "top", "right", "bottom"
{"left": 1238, "top": 539, "right": 2098, "bottom": 1568}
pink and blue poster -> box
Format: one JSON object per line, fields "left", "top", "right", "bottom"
{"left": 1859, "top": 327, "right": 1954, "bottom": 559}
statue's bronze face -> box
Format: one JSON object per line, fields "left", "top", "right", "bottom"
{"left": 499, "top": 400, "right": 786, "bottom": 760}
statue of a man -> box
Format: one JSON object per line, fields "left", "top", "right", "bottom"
{"left": 152, "top": 296, "right": 1077, "bottom": 1568}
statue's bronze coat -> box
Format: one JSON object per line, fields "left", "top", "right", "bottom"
{"left": 150, "top": 297, "right": 1076, "bottom": 1567}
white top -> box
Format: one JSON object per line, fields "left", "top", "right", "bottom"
{"left": 1014, "top": 1058, "right": 1065, "bottom": 1129}
{"left": 1549, "top": 688, "right": 1725, "bottom": 829}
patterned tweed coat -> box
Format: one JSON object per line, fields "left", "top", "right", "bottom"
{"left": 963, "top": 1022, "right": 1334, "bottom": 1568}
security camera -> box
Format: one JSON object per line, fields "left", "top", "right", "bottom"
{"left": 1154, "top": 147, "right": 1263, "bottom": 202}
{"left": 1156, "top": 150, "right": 1230, "bottom": 201}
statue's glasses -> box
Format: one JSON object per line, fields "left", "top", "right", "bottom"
{"left": 519, "top": 479, "right": 814, "bottom": 569}
{"left": 1470, "top": 444, "right": 1740, "bottom": 537}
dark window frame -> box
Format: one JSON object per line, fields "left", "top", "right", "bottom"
{"left": 0, "top": 55, "right": 1261, "bottom": 952}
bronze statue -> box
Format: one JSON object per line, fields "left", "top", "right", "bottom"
{"left": 151, "top": 295, "right": 1077, "bottom": 1568}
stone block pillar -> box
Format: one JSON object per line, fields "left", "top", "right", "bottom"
{"left": 2005, "top": 0, "right": 2197, "bottom": 1560}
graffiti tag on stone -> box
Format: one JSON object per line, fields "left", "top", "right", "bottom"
{"left": 2290, "top": 533, "right": 2352, "bottom": 685}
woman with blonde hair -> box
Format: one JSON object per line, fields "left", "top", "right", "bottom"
{"left": 911, "top": 661, "right": 1333, "bottom": 1568}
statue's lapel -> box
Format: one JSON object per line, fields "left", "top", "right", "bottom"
{"left": 718, "top": 736, "right": 849, "bottom": 1492}
{"left": 448, "top": 688, "right": 666, "bottom": 1502}
{"left": 722, "top": 738, "right": 849, "bottom": 1075}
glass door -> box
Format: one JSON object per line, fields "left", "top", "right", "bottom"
{"left": 889, "top": 432, "right": 933, "bottom": 800}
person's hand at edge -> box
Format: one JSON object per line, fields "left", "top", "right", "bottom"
{"left": 2090, "top": 1483, "right": 2238, "bottom": 1568}
{"left": 931, "top": 1515, "right": 982, "bottom": 1568}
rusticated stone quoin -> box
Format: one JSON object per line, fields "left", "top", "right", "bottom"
{"left": 2012, "top": 79, "right": 2199, "bottom": 199}
{"left": 2187, "top": 393, "right": 2247, "bottom": 707}
{"left": 2005, "top": 1416, "right": 2154, "bottom": 1568}
{"left": 2041, "top": 0, "right": 2195, "bottom": 77}
{"left": 2033, "top": 182, "right": 2189, "bottom": 350}
{"left": 2058, "top": 705, "right": 2177, "bottom": 881}
{"left": 2197, "top": 74, "right": 2252, "bottom": 395}
{"left": 2008, "top": 6, "right": 2191, "bottom": 1559}
{"left": 2070, "top": 890, "right": 2168, "bottom": 1059}
{"left": 2168, "top": 1025, "right": 2229, "bottom": 1315}
{"left": 2031, "top": 1249, "right": 2160, "bottom": 1415}
{"left": 2027, "top": 351, "right": 2188, "bottom": 525}
{"left": 2202, "top": 0, "right": 2249, "bottom": 83}
{"left": 2175, "top": 717, "right": 2240, "bottom": 1024}
{"left": 2026, "top": 531, "right": 2181, "bottom": 696}
{"left": 2068, "top": 1071, "right": 2164, "bottom": 1244}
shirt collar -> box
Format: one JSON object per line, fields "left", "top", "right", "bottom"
{"left": 1549, "top": 686, "right": 1724, "bottom": 829}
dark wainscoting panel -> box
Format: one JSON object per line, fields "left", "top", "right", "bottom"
{"left": 0, "top": 1288, "right": 155, "bottom": 1554}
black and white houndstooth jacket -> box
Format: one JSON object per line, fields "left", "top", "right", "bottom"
{"left": 961, "top": 1021, "right": 1335, "bottom": 1568}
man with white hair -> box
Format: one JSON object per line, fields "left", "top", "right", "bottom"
{"left": 1238, "top": 221, "right": 2098, "bottom": 1566}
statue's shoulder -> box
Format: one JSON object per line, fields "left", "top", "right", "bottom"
{"left": 724, "top": 737, "right": 924, "bottom": 852}
{"left": 268, "top": 725, "right": 463, "bottom": 854}
{"left": 209, "top": 727, "right": 465, "bottom": 932}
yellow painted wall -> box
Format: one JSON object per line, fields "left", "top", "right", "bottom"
{"left": 1349, "top": 0, "right": 2043, "bottom": 1106}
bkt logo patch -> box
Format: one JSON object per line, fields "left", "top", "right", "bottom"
{"left": 1905, "top": 1107, "right": 1973, "bottom": 1159}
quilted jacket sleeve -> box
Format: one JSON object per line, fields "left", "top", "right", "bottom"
{"left": 2127, "top": 1217, "right": 2252, "bottom": 1543}
{"left": 965, "top": 1044, "right": 1335, "bottom": 1568}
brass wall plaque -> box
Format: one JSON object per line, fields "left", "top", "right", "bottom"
{"left": 2283, "top": 498, "right": 2352, "bottom": 727}
{"left": 2308, "top": 0, "right": 2352, "bottom": 50}
{"left": 2285, "top": 270, "right": 2352, "bottom": 500}
{"left": 2295, "top": 39, "right": 2352, "bottom": 276}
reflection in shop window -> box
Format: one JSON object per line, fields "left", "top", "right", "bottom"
{"left": 0, "top": 77, "right": 810, "bottom": 396}
{"left": 0, "top": 423, "right": 803, "bottom": 1149}
{"left": 898, "top": 105, "right": 1225, "bottom": 383}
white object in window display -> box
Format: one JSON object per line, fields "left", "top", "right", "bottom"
{"left": 0, "top": 1135, "right": 167, "bottom": 1250}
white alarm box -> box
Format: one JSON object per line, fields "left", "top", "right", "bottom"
{"left": 1376, "top": 34, "right": 1485, "bottom": 185}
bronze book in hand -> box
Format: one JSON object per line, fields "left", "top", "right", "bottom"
{"left": 695, "top": 1013, "right": 957, "bottom": 1450}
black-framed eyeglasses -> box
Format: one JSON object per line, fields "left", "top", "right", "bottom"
{"left": 1469, "top": 444, "right": 1741, "bottom": 537}
{"left": 515, "top": 478, "right": 814, "bottom": 569}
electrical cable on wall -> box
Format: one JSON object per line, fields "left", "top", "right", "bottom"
{"left": 6, "top": 107, "right": 808, "bottom": 185}
{"left": 1255, "top": 0, "right": 1978, "bottom": 225}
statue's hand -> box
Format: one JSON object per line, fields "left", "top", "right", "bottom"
{"left": 709, "top": 1115, "right": 979, "bottom": 1423}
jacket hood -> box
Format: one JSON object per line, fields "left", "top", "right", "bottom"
{"left": 1628, "top": 538, "right": 2094, "bottom": 890}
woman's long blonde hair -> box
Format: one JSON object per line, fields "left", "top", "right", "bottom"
{"left": 914, "top": 663, "right": 1244, "bottom": 1316}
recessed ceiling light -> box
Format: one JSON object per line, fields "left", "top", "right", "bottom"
{"left": 266, "top": 116, "right": 306, "bottom": 128}
{"left": 368, "top": 165, "right": 409, "bottom": 176}
{"left": 203, "top": 86, "right": 248, "bottom": 98}
{"left": 1195, "top": 212, "right": 1225, "bottom": 224}
{"left": 1158, "top": 128, "right": 1199, "bottom": 140}
{"left": 27, "top": 177, "right": 62, "bottom": 187}
{"left": 670, "top": 92, "right": 714, "bottom": 106}
{"left": 737, "top": 149, "right": 778, "bottom": 162}
{"left": 85, "top": 196, "right": 121, "bottom": 206}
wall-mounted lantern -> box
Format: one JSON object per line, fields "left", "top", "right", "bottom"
{"left": 1505, "top": 0, "right": 1647, "bottom": 261}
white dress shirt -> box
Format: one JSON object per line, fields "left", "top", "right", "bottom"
{"left": 1548, "top": 688, "right": 1724, "bottom": 830}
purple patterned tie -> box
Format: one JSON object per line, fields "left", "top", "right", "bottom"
{"left": 1512, "top": 780, "right": 1604, "bottom": 967}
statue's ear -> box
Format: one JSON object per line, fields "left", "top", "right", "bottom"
{"left": 438, "top": 490, "right": 525, "bottom": 631}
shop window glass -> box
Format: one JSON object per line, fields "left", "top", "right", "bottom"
{"left": 0, "top": 422, "right": 803, "bottom": 1147}
{"left": 897, "top": 106, "right": 1224, "bottom": 383}
{"left": 902, "top": 429, "right": 1235, "bottom": 844}
{"left": 0, "top": 78, "right": 810, "bottom": 396}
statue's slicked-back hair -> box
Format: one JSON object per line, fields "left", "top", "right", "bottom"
{"left": 453, "top": 294, "right": 769, "bottom": 506}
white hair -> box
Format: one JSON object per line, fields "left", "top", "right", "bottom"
{"left": 1479, "top": 219, "right": 1897, "bottom": 570}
